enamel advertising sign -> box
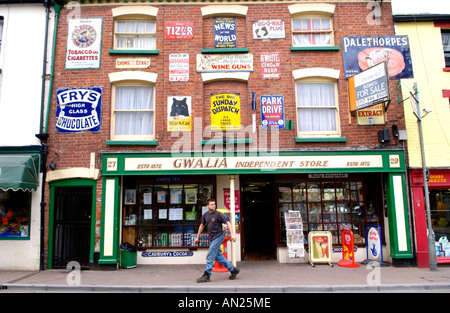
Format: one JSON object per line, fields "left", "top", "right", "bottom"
{"left": 211, "top": 94, "right": 241, "bottom": 131}
{"left": 214, "top": 17, "right": 236, "bottom": 48}
{"left": 165, "top": 22, "right": 194, "bottom": 40}
{"left": 261, "top": 95, "right": 285, "bottom": 129}
{"left": 55, "top": 87, "right": 102, "bottom": 133}
{"left": 252, "top": 20, "right": 285, "bottom": 39}
{"left": 341, "top": 35, "right": 413, "bottom": 79}
{"left": 65, "top": 18, "right": 102, "bottom": 69}
{"left": 197, "top": 54, "right": 253, "bottom": 72}
{"left": 260, "top": 52, "right": 281, "bottom": 80}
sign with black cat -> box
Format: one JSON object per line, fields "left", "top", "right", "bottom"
{"left": 167, "top": 96, "right": 192, "bottom": 131}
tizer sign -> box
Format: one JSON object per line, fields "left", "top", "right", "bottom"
{"left": 165, "top": 22, "right": 194, "bottom": 40}
{"left": 55, "top": 87, "right": 102, "bottom": 133}
{"left": 261, "top": 95, "right": 284, "bottom": 129}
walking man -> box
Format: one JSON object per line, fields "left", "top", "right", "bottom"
{"left": 195, "top": 199, "right": 240, "bottom": 282}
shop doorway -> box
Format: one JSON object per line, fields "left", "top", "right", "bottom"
{"left": 241, "top": 175, "right": 276, "bottom": 260}
{"left": 52, "top": 187, "right": 92, "bottom": 269}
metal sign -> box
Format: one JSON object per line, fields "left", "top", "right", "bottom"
{"left": 348, "top": 61, "right": 391, "bottom": 111}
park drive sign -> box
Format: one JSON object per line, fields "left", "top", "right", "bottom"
{"left": 348, "top": 61, "right": 391, "bottom": 111}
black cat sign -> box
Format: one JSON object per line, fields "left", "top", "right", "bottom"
{"left": 167, "top": 96, "right": 192, "bottom": 131}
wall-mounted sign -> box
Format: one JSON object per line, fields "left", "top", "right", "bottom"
{"left": 115, "top": 58, "right": 150, "bottom": 69}
{"left": 252, "top": 20, "right": 285, "bottom": 39}
{"left": 211, "top": 94, "right": 241, "bottom": 131}
{"left": 261, "top": 95, "right": 284, "bottom": 129}
{"left": 260, "top": 52, "right": 281, "bottom": 80}
{"left": 167, "top": 96, "right": 191, "bottom": 131}
{"left": 55, "top": 87, "right": 102, "bottom": 133}
{"left": 357, "top": 103, "right": 386, "bottom": 125}
{"left": 342, "top": 35, "right": 413, "bottom": 79}
{"left": 349, "top": 61, "right": 391, "bottom": 111}
{"left": 214, "top": 17, "right": 236, "bottom": 48}
{"left": 169, "top": 54, "right": 189, "bottom": 82}
{"left": 65, "top": 18, "right": 102, "bottom": 69}
{"left": 142, "top": 251, "right": 193, "bottom": 257}
{"left": 197, "top": 54, "right": 253, "bottom": 72}
{"left": 165, "top": 21, "right": 194, "bottom": 40}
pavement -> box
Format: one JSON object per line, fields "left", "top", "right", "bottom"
{"left": 1, "top": 260, "right": 450, "bottom": 293}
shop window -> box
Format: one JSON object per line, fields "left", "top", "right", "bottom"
{"left": 429, "top": 189, "right": 450, "bottom": 249}
{"left": 292, "top": 15, "right": 333, "bottom": 47}
{"left": 0, "top": 17, "right": 3, "bottom": 53}
{"left": 111, "top": 84, "right": 155, "bottom": 141}
{"left": 0, "top": 190, "right": 31, "bottom": 239}
{"left": 295, "top": 80, "right": 340, "bottom": 137}
{"left": 122, "top": 183, "right": 215, "bottom": 249}
{"left": 278, "top": 181, "right": 377, "bottom": 246}
{"left": 441, "top": 30, "right": 450, "bottom": 68}
{"left": 114, "top": 19, "right": 156, "bottom": 50}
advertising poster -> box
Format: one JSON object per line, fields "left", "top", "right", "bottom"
{"left": 366, "top": 225, "right": 382, "bottom": 262}
{"left": 338, "top": 228, "right": 360, "bottom": 267}
{"left": 261, "top": 95, "right": 284, "bottom": 129}
{"left": 164, "top": 21, "right": 194, "bottom": 40}
{"left": 211, "top": 94, "right": 241, "bottom": 131}
{"left": 308, "top": 231, "right": 333, "bottom": 266}
{"left": 197, "top": 53, "right": 253, "bottom": 72}
{"left": 214, "top": 17, "right": 236, "bottom": 48}
{"left": 169, "top": 53, "right": 189, "bottom": 82}
{"left": 357, "top": 103, "right": 386, "bottom": 125}
{"left": 167, "top": 96, "right": 191, "bottom": 131}
{"left": 55, "top": 87, "right": 102, "bottom": 133}
{"left": 342, "top": 35, "right": 414, "bottom": 79}
{"left": 66, "top": 18, "right": 102, "bottom": 69}
{"left": 260, "top": 52, "right": 281, "bottom": 79}
{"left": 252, "top": 20, "right": 285, "bottom": 39}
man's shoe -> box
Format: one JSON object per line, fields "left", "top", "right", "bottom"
{"left": 196, "top": 271, "right": 210, "bottom": 283}
{"left": 229, "top": 267, "right": 240, "bottom": 280}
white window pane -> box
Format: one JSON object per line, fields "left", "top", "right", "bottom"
{"left": 292, "top": 19, "right": 302, "bottom": 31}
{"left": 115, "top": 86, "right": 154, "bottom": 110}
{"left": 126, "top": 21, "right": 135, "bottom": 33}
{"left": 303, "top": 19, "right": 312, "bottom": 30}
{"left": 136, "top": 21, "right": 146, "bottom": 33}
{"left": 297, "top": 83, "right": 335, "bottom": 107}
{"left": 116, "top": 21, "right": 126, "bottom": 33}
{"left": 442, "top": 33, "right": 450, "bottom": 51}
{"left": 293, "top": 34, "right": 312, "bottom": 46}
{"left": 321, "top": 18, "right": 331, "bottom": 30}
{"left": 116, "top": 35, "right": 127, "bottom": 48}
{"left": 146, "top": 22, "right": 155, "bottom": 33}
{"left": 115, "top": 112, "right": 154, "bottom": 135}
{"left": 312, "top": 19, "right": 321, "bottom": 30}
{"left": 297, "top": 108, "right": 336, "bottom": 132}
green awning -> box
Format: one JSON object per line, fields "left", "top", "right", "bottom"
{"left": 0, "top": 154, "right": 40, "bottom": 192}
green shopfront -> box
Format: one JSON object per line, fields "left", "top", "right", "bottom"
{"left": 98, "top": 150, "right": 413, "bottom": 267}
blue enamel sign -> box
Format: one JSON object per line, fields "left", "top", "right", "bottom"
{"left": 55, "top": 87, "right": 102, "bottom": 133}
{"left": 214, "top": 17, "right": 237, "bottom": 48}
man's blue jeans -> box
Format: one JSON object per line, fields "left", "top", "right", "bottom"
{"left": 205, "top": 234, "right": 234, "bottom": 275}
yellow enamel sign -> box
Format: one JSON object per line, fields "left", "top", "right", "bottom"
{"left": 211, "top": 94, "right": 241, "bottom": 131}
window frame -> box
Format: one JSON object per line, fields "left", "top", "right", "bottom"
{"left": 291, "top": 13, "right": 334, "bottom": 47}
{"left": 0, "top": 189, "right": 32, "bottom": 240}
{"left": 441, "top": 29, "right": 450, "bottom": 68}
{"left": 294, "top": 77, "right": 341, "bottom": 138}
{"left": 110, "top": 81, "right": 156, "bottom": 141}
{"left": 113, "top": 16, "right": 156, "bottom": 50}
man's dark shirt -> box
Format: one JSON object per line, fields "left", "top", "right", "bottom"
{"left": 200, "top": 210, "right": 228, "bottom": 241}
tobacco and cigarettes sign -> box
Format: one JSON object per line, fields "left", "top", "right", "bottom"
{"left": 65, "top": 18, "right": 102, "bottom": 69}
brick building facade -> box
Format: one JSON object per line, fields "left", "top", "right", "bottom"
{"left": 44, "top": 0, "right": 413, "bottom": 269}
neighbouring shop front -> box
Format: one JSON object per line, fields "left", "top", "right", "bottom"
{"left": 410, "top": 169, "right": 450, "bottom": 267}
{"left": 98, "top": 150, "right": 413, "bottom": 267}
{"left": 0, "top": 146, "right": 42, "bottom": 270}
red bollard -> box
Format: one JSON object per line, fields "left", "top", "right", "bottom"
{"left": 212, "top": 236, "right": 231, "bottom": 272}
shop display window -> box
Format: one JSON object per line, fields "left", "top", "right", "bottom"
{"left": 122, "top": 183, "right": 214, "bottom": 249}
{"left": 0, "top": 190, "right": 31, "bottom": 239}
{"left": 278, "top": 181, "right": 377, "bottom": 246}
{"left": 429, "top": 189, "right": 450, "bottom": 248}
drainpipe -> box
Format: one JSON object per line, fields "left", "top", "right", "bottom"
{"left": 36, "top": 0, "right": 62, "bottom": 271}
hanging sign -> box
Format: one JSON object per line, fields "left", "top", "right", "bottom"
{"left": 348, "top": 61, "right": 391, "bottom": 111}
{"left": 197, "top": 54, "right": 253, "bottom": 72}
{"left": 169, "top": 54, "right": 189, "bottom": 82}
{"left": 224, "top": 189, "right": 240, "bottom": 212}
{"left": 252, "top": 20, "right": 285, "bottom": 39}
{"left": 260, "top": 52, "right": 281, "bottom": 80}
{"left": 167, "top": 96, "right": 192, "bottom": 131}
{"left": 55, "top": 87, "right": 102, "bottom": 133}
{"left": 164, "top": 22, "right": 194, "bottom": 40}
{"left": 338, "top": 229, "right": 360, "bottom": 268}
{"left": 214, "top": 17, "right": 236, "bottom": 48}
{"left": 341, "top": 35, "right": 413, "bottom": 79}
{"left": 261, "top": 95, "right": 285, "bottom": 129}
{"left": 65, "top": 18, "right": 102, "bottom": 69}
{"left": 211, "top": 94, "right": 241, "bottom": 131}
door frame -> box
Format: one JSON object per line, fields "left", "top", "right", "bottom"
{"left": 48, "top": 178, "right": 97, "bottom": 269}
